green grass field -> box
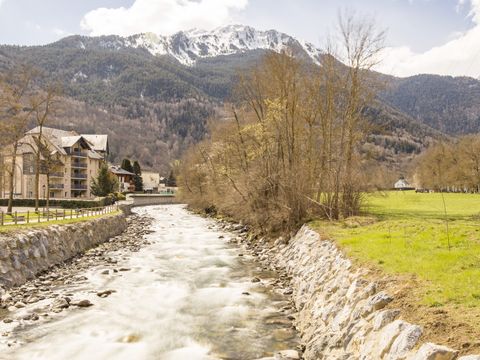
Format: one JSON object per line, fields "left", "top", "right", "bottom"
{"left": 311, "top": 191, "right": 480, "bottom": 308}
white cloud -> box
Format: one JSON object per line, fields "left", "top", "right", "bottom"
{"left": 376, "top": 0, "right": 480, "bottom": 78}
{"left": 80, "top": 0, "right": 248, "bottom": 37}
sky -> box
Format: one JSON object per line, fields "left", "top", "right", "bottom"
{"left": 0, "top": 0, "right": 479, "bottom": 78}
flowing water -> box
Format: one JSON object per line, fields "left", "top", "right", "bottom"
{"left": 1, "top": 205, "right": 299, "bottom": 360}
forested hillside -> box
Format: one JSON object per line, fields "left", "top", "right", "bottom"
{"left": 382, "top": 75, "right": 480, "bottom": 134}
{"left": 0, "top": 42, "right": 225, "bottom": 171}
{"left": 0, "top": 26, "right": 478, "bottom": 171}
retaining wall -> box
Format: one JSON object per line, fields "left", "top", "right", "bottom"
{"left": 0, "top": 213, "right": 127, "bottom": 288}
{"left": 130, "top": 194, "right": 178, "bottom": 206}
{"left": 269, "top": 225, "right": 478, "bottom": 360}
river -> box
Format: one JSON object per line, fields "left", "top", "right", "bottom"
{"left": 0, "top": 205, "right": 300, "bottom": 360}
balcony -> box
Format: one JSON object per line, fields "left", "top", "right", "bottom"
{"left": 49, "top": 183, "right": 64, "bottom": 190}
{"left": 70, "top": 150, "right": 88, "bottom": 158}
{"left": 50, "top": 172, "right": 64, "bottom": 178}
{"left": 71, "top": 162, "right": 87, "bottom": 169}
{"left": 71, "top": 184, "right": 88, "bottom": 191}
{"left": 71, "top": 173, "right": 88, "bottom": 179}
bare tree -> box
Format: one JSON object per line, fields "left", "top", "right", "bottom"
{"left": 178, "top": 13, "right": 386, "bottom": 232}
{"left": 30, "top": 82, "right": 61, "bottom": 212}
{"left": 0, "top": 66, "right": 38, "bottom": 214}
{"left": 34, "top": 136, "right": 63, "bottom": 213}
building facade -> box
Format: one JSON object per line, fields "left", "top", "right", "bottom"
{"left": 1, "top": 127, "right": 109, "bottom": 200}
{"left": 142, "top": 171, "right": 161, "bottom": 192}
{"left": 109, "top": 166, "right": 136, "bottom": 193}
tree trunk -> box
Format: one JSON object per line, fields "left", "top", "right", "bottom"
{"left": 34, "top": 127, "right": 44, "bottom": 212}
{"left": 46, "top": 173, "right": 50, "bottom": 213}
{"left": 7, "top": 141, "right": 18, "bottom": 215}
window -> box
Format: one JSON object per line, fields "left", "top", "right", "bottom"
{"left": 50, "top": 192, "right": 55, "bottom": 198}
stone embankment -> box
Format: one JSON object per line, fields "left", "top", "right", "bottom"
{"left": 0, "top": 214, "right": 152, "bottom": 332}
{"left": 227, "top": 223, "right": 480, "bottom": 360}
{"left": 0, "top": 213, "right": 128, "bottom": 288}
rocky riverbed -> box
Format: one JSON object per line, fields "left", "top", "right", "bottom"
{"left": 0, "top": 214, "right": 153, "bottom": 342}
{"left": 0, "top": 206, "right": 303, "bottom": 360}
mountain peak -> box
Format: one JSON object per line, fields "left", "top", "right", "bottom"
{"left": 53, "top": 25, "right": 323, "bottom": 66}
{"left": 135, "top": 24, "right": 323, "bottom": 66}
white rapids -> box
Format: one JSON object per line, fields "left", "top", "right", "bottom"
{"left": 0, "top": 205, "right": 298, "bottom": 360}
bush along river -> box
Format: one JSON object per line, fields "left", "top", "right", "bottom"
{"left": 0, "top": 205, "right": 302, "bottom": 360}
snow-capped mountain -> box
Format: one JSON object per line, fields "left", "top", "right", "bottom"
{"left": 61, "top": 25, "right": 323, "bottom": 66}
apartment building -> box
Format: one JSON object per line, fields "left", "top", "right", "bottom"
{"left": 1, "top": 127, "right": 109, "bottom": 200}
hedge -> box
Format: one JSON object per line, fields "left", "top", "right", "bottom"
{"left": 0, "top": 197, "right": 113, "bottom": 209}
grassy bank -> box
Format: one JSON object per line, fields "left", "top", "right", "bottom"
{"left": 311, "top": 191, "right": 480, "bottom": 308}
{"left": 0, "top": 211, "right": 122, "bottom": 233}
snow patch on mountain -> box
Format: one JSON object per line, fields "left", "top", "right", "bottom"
{"left": 120, "top": 25, "right": 323, "bottom": 66}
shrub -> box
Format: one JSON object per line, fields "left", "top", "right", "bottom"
{"left": 0, "top": 198, "right": 110, "bottom": 209}
{"left": 115, "top": 192, "right": 126, "bottom": 201}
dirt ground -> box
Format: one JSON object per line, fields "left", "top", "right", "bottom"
{"left": 360, "top": 264, "right": 480, "bottom": 356}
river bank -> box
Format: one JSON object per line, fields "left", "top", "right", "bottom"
{"left": 0, "top": 211, "right": 127, "bottom": 288}
{"left": 221, "top": 218, "right": 480, "bottom": 360}
{"left": 0, "top": 213, "right": 153, "bottom": 345}
{"left": 0, "top": 205, "right": 303, "bottom": 360}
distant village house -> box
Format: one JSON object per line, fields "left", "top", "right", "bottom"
{"left": 142, "top": 171, "right": 162, "bottom": 193}
{"left": 394, "top": 177, "right": 413, "bottom": 190}
{"left": 109, "top": 166, "right": 136, "bottom": 193}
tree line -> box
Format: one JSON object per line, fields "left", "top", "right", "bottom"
{"left": 416, "top": 135, "right": 480, "bottom": 192}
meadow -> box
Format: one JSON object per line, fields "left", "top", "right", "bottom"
{"left": 311, "top": 191, "right": 480, "bottom": 308}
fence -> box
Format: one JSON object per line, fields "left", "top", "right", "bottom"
{"left": 0, "top": 204, "right": 119, "bottom": 227}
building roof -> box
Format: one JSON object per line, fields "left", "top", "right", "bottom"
{"left": 22, "top": 127, "right": 107, "bottom": 160}
{"left": 26, "top": 127, "right": 74, "bottom": 156}
{"left": 61, "top": 136, "right": 83, "bottom": 148}
{"left": 82, "top": 135, "right": 109, "bottom": 153}
{"left": 110, "top": 166, "right": 136, "bottom": 176}
{"left": 395, "top": 179, "right": 411, "bottom": 188}
{"left": 88, "top": 150, "right": 103, "bottom": 160}
{"left": 27, "top": 126, "right": 78, "bottom": 139}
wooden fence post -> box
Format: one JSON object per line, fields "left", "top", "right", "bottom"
{"left": 14, "top": 211, "right": 18, "bottom": 225}
{"left": 27, "top": 211, "right": 30, "bottom": 224}
{"left": 1, "top": 211, "right": 4, "bottom": 226}
{"left": 55, "top": 210, "right": 58, "bottom": 221}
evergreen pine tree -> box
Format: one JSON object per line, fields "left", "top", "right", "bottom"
{"left": 133, "top": 160, "right": 143, "bottom": 191}
{"left": 167, "top": 170, "right": 177, "bottom": 187}
{"left": 121, "top": 158, "right": 134, "bottom": 173}
{"left": 91, "top": 164, "right": 118, "bottom": 196}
